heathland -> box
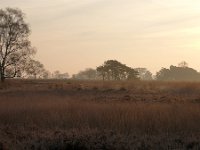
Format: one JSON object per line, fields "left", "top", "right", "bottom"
{"left": 0, "top": 80, "right": 200, "bottom": 149}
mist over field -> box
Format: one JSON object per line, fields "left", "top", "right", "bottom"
{"left": 1, "top": 1, "right": 200, "bottom": 150}
{"left": 2, "top": 0, "right": 200, "bottom": 75}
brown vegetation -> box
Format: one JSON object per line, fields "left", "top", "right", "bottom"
{"left": 0, "top": 80, "right": 200, "bottom": 149}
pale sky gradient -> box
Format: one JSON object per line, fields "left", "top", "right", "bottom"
{"left": 1, "top": 0, "right": 200, "bottom": 75}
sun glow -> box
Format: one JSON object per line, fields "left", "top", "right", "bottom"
{"left": 1, "top": 0, "right": 200, "bottom": 75}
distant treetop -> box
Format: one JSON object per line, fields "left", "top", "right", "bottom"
{"left": 96, "top": 60, "right": 138, "bottom": 81}
{"left": 156, "top": 63, "right": 200, "bottom": 81}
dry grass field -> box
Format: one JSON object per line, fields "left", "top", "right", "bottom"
{"left": 0, "top": 80, "right": 200, "bottom": 149}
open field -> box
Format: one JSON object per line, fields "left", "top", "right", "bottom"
{"left": 0, "top": 80, "right": 200, "bottom": 149}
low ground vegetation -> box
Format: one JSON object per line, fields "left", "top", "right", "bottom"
{"left": 0, "top": 80, "right": 200, "bottom": 149}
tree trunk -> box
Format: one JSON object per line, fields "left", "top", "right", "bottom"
{"left": 0, "top": 67, "right": 5, "bottom": 82}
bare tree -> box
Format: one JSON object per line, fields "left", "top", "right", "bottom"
{"left": 0, "top": 8, "right": 35, "bottom": 82}
{"left": 52, "top": 71, "right": 69, "bottom": 79}
{"left": 135, "top": 68, "right": 153, "bottom": 80}
{"left": 24, "top": 59, "right": 48, "bottom": 79}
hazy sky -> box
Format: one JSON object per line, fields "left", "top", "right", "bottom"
{"left": 1, "top": 0, "right": 200, "bottom": 75}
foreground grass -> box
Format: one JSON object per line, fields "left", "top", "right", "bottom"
{"left": 0, "top": 80, "right": 200, "bottom": 149}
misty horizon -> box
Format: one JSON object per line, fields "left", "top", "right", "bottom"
{"left": 1, "top": 0, "right": 200, "bottom": 75}
{"left": 1, "top": 2, "right": 200, "bottom": 149}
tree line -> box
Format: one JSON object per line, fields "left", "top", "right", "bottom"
{"left": 72, "top": 60, "right": 200, "bottom": 82}
{"left": 72, "top": 60, "right": 153, "bottom": 81}
{"left": 1, "top": 8, "right": 200, "bottom": 82}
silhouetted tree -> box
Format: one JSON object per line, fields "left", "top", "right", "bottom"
{"left": 0, "top": 8, "right": 36, "bottom": 82}
{"left": 52, "top": 71, "right": 69, "bottom": 79}
{"left": 126, "top": 68, "right": 139, "bottom": 80}
{"left": 73, "top": 68, "right": 97, "bottom": 80}
{"left": 23, "top": 59, "right": 49, "bottom": 79}
{"left": 135, "top": 68, "right": 153, "bottom": 80}
{"left": 97, "top": 60, "right": 138, "bottom": 80}
{"left": 96, "top": 65, "right": 106, "bottom": 80}
{"left": 156, "top": 65, "right": 200, "bottom": 81}
{"left": 156, "top": 68, "right": 171, "bottom": 81}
